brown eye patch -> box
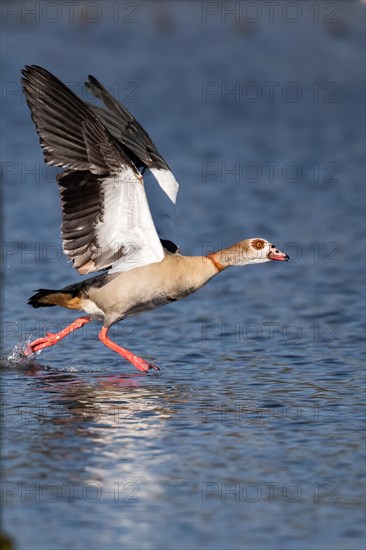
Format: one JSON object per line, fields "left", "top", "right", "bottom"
{"left": 253, "top": 239, "right": 265, "bottom": 250}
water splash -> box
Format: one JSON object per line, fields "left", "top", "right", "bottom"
{"left": 8, "top": 335, "right": 36, "bottom": 359}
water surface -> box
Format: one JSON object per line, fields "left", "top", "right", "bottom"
{"left": 1, "top": 3, "right": 365, "bottom": 549}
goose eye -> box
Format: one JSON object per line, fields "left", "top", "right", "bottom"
{"left": 253, "top": 240, "right": 264, "bottom": 250}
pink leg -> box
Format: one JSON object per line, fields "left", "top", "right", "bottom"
{"left": 24, "top": 316, "right": 91, "bottom": 356}
{"left": 99, "top": 327, "right": 159, "bottom": 373}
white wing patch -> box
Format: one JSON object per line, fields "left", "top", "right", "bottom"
{"left": 96, "top": 167, "right": 165, "bottom": 273}
{"left": 149, "top": 168, "right": 179, "bottom": 204}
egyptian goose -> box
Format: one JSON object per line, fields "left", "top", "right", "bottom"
{"left": 21, "top": 66, "right": 288, "bottom": 373}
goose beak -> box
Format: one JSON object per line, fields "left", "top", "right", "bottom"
{"left": 268, "top": 248, "right": 289, "bottom": 261}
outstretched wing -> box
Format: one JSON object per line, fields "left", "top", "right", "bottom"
{"left": 85, "top": 76, "right": 179, "bottom": 252}
{"left": 85, "top": 75, "right": 179, "bottom": 204}
{"left": 22, "top": 65, "right": 165, "bottom": 275}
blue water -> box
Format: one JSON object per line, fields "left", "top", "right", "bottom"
{"left": 1, "top": 2, "right": 365, "bottom": 549}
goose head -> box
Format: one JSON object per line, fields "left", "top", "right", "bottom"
{"left": 214, "top": 238, "right": 289, "bottom": 267}
{"left": 248, "top": 238, "right": 289, "bottom": 264}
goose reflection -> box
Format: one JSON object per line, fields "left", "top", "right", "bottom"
{"left": 3, "top": 358, "right": 189, "bottom": 493}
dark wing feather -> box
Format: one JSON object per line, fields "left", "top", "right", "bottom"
{"left": 85, "top": 76, "right": 170, "bottom": 171}
{"left": 22, "top": 66, "right": 110, "bottom": 174}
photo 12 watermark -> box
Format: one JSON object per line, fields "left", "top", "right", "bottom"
{"left": 1, "top": 480, "right": 139, "bottom": 504}
{"left": 201, "top": 480, "right": 340, "bottom": 503}
{"left": 201, "top": 161, "right": 339, "bottom": 184}
{"left": 1, "top": 240, "right": 144, "bottom": 266}
{"left": 1, "top": 1, "right": 141, "bottom": 25}
{"left": 1, "top": 401, "right": 144, "bottom": 424}
{"left": 201, "top": 320, "right": 339, "bottom": 343}
{"left": 1, "top": 80, "right": 139, "bottom": 105}
{"left": 1, "top": 320, "right": 140, "bottom": 346}
{"left": 201, "top": 2, "right": 340, "bottom": 25}
{"left": 201, "top": 241, "right": 340, "bottom": 264}
{"left": 200, "top": 400, "right": 340, "bottom": 424}
{"left": 201, "top": 81, "right": 340, "bottom": 104}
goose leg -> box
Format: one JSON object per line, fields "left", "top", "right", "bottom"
{"left": 99, "top": 327, "right": 159, "bottom": 373}
{"left": 25, "top": 316, "right": 91, "bottom": 355}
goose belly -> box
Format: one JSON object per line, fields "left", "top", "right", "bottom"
{"left": 123, "top": 293, "right": 178, "bottom": 318}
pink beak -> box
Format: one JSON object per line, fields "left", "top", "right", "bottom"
{"left": 268, "top": 247, "right": 289, "bottom": 261}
